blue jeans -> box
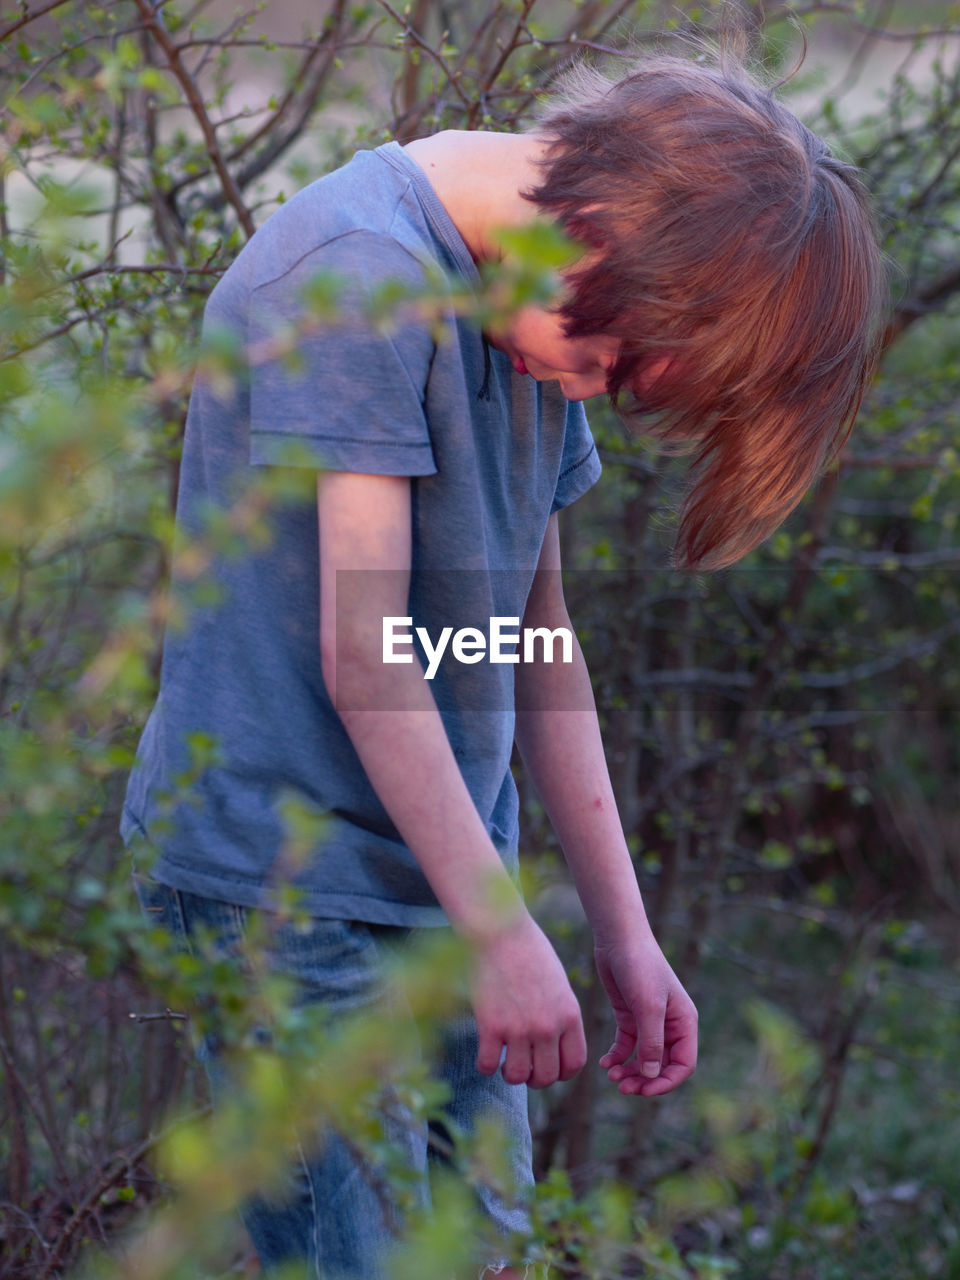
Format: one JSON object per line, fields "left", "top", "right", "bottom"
{"left": 133, "top": 874, "right": 535, "bottom": 1279}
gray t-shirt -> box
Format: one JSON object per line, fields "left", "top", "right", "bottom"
{"left": 121, "top": 142, "right": 601, "bottom": 925}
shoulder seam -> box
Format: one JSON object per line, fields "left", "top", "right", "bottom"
{"left": 249, "top": 218, "right": 423, "bottom": 295}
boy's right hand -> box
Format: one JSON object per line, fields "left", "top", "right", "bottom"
{"left": 471, "top": 912, "right": 586, "bottom": 1089}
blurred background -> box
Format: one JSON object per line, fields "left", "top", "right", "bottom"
{"left": 3, "top": 2, "right": 960, "bottom": 1277}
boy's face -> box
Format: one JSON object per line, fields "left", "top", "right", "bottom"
{"left": 490, "top": 305, "right": 673, "bottom": 404}
{"left": 489, "top": 305, "right": 619, "bottom": 402}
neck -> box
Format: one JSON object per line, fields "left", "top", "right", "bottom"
{"left": 402, "top": 130, "right": 549, "bottom": 262}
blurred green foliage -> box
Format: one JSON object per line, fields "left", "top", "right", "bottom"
{"left": 3, "top": 1, "right": 960, "bottom": 1277}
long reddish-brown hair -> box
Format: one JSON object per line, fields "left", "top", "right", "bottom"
{"left": 526, "top": 50, "right": 886, "bottom": 569}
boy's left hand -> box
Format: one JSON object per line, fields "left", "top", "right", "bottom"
{"left": 594, "top": 936, "right": 698, "bottom": 1096}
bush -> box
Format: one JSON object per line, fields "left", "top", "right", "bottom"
{"left": 3, "top": 2, "right": 960, "bottom": 1276}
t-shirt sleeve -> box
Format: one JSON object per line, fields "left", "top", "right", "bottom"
{"left": 247, "top": 231, "right": 437, "bottom": 476}
{"left": 551, "top": 400, "right": 602, "bottom": 513}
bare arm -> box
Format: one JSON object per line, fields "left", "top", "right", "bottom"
{"left": 317, "top": 472, "right": 586, "bottom": 1088}
{"left": 514, "top": 514, "right": 698, "bottom": 1097}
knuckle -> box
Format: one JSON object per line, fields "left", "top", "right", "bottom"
{"left": 563, "top": 1040, "right": 587, "bottom": 1072}
{"left": 484, "top": 1019, "right": 508, "bottom": 1043}
{"left": 529, "top": 1020, "right": 557, "bottom": 1042}
{"left": 562, "top": 1006, "right": 582, "bottom": 1029}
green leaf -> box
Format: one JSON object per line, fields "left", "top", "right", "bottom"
{"left": 489, "top": 219, "right": 582, "bottom": 271}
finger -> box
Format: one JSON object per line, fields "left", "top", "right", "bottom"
{"left": 619, "top": 1060, "right": 692, "bottom": 1097}
{"left": 606, "top": 1060, "right": 650, "bottom": 1083}
{"left": 634, "top": 996, "right": 667, "bottom": 1082}
{"left": 598, "top": 1026, "right": 635, "bottom": 1069}
{"left": 617, "top": 1015, "right": 698, "bottom": 1095}
{"left": 598, "top": 1008, "right": 637, "bottom": 1068}
{"left": 558, "top": 1021, "right": 588, "bottom": 1081}
{"left": 528, "top": 1038, "right": 560, "bottom": 1090}
{"left": 603, "top": 991, "right": 670, "bottom": 1085}
{"left": 606, "top": 1051, "right": 660, "bottom": 1083}
{"left": 476, "top": 1028, "right": 504, "bottom": 1077}
{"left": 658, "top": 1010, "right": 699, "bottom": 1083}
{"left": 501, "top": 1041, "right": 533, "bottom": 1086}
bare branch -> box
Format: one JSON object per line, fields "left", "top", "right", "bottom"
{"left": 467, "top": 0, "right": 537, "bottom": 129}
{"left": 820, "top": 0, "right": 895, "bottom": 102}
{"left": 815, "top": 546, "right": 960, "bottom": 569}
{"left": 886, "top": 261, "right": 960, "bottom": 345}
{"left": 67, "top": 260, "right": 224, "bottom": 284}
{"left": 0, "top": 1024, "right": 71, "bottom": 1188}
{"left": 168, "top": 1, "right": 363, "bottom": 205}
{"left": 227, "top": 0, "right": 353, "bottom": 194}
{"left": 842, "top": 454, "right": 946, "bottom": 471}
{"left": 36, "top": 1107, "right": 211, "bottom": 1280}
{"left": 771, "top": 0, "right": 960, "bottom": 42}
{"left": 132, "top": 0, "right": 255, "bottom": 239}
{"left": 0, "top": 0, "right": 73, "bottom": 44}
{"left": 128, "top": 1008, "right": 188, "bottom": 1023}
{"left": 376, "top": 0, "right": 471, "bottom": 113}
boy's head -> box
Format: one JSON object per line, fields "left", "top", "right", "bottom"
{"left": 525, "top": 50, "right": 885, "bottom": 569}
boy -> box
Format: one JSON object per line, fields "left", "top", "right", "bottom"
{"left": 125, "top": 48, "right": 883, "bottom": 1280}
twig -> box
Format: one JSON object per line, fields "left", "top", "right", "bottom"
{"left": 681, "top": 472, "right": 839, "bottom": 976}
{"left": 375, "top": 0, "right": 471, "bottom": 110}
{"left": 132, "top": 0, "right": 255, "bottom": 239}
{"left": 469, "top": 0, "right": 538, "bottom": 128}
{"left": 822, "top": 0, "right": 895, "bottom": 103}
{"left": 774, "top": 0, "right": 960, "bottom": 42}
{"left": 0, "top": 1199, "right": 52, "bottom": 1260}
{"left": 180, "top": 0, "right": 355, "bottom": 207}
{"left": 129, "top": 1008, "right": 188, "bottom": 1023}
{"left": 886, "top": 261, "right": 960, "bottom": 345}
{"left": 67, "top": 260, "right": 224, "bottom": 285}
{"left": 0, "top": 1018, "right": 71, "bottom": 1189}
{"left": 0, "top": 0, "right": 73, "bottom": 44}
{"left": 37, "top": 1107, "right": 210, "bottom": 1280}
{"left": 815, "top": 546, "right": 960, "bottom": 569}
{"left": 718, "top": 893, "right": 853, "bottom": 933}
{"left": 188, "top": 2, "right": 255, "bottom": 82}
{"left": 781, "top": 914, "right": 887, "bottom": 1208}
{"left": 842, "top": 454, "right": 945, "bottom": 471}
